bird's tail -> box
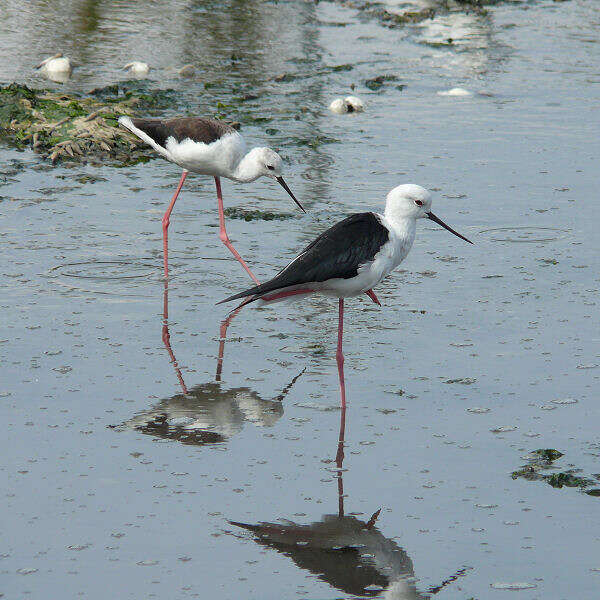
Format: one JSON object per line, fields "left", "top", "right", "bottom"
{"left": 117, "top": 116, "right": 170, "bottom": 159}
{"left": 217, "top": 282, "right": 267, "bottom": 305}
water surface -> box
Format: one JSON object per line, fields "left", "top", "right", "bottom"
{"left": 1, "top": 1, "right": 599, "bottom": 598}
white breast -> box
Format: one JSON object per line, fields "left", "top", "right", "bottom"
{"left": 322, "top": 214, "right": 415, "bottom": 298}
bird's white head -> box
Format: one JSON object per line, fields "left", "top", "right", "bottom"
{"left": 385, "top": 184, "right": 432, "bottom": 219}
{"left": 385, "top": 184, "right": 473, "bottom": 244}
{"left": 249, "top": 147, "right": 283, "bottom": 179}
{"left": 244, "top": 147, "right": 305, "bottom": 212}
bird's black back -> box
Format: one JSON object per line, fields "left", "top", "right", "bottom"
{"left": 130, "top": 117, "right": 235, "bottom": 149}
{"left": 220, "top": 212, "right": 389, "bottom": 304}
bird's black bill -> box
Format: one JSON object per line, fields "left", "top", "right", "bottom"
{"left": 426, "top": 211, "right": 473, "bottom": 244}
{"left": 276, "top": 177, "right": 306, "bottom": 213}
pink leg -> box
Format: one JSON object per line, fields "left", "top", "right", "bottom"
{"left": 162, "top": 170, "right": 188, "bottom": 279}
{"left": 336, "top": 298, "right": 346, "bottom": 410}
{"left": 365, "top": 289, "right": 381, "bottom": 306}
{"left": 215, "top": 177, "right": 260, "bottom": 285}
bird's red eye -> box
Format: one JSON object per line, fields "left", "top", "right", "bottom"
{"left": 415, "top": 200, "right": 423, "bottom": 206}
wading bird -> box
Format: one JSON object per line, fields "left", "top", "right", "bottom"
{"left": 218, "top": 184, "right": 472, "bottom": 407}
{"left": 35, "top": 52, "right": 72, "bottom": 83}
{"left": 118, "top": 116, "right": 304, "bottom": 281}
{"left": 123, "top": 61, "right": 150, "bottom": 76}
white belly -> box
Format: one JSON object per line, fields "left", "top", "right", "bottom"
{"left": 320, "top": 229, "right": 414, "bottom": 298}
{"left": 166, "top": 132, "right": 245, "bottom": 177}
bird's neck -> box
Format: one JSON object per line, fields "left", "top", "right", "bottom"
{"left": 383, "top": 209, "right": 417, "bottom": 247}
{"left": 230, "top": 148, "right": 262, "bottom": 183}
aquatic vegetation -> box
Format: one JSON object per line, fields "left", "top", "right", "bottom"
{"left": 364, "top": 74, "right": 398, "bottom": 91}
{"left": 0, "top": 81, "right": 229, "bottom": 166}
{"left": 0, "top": 83, "right": 155, "bottom": 165}
{"left": 512, "top": 449, "right": 600, "bottom": 497}
{"left": 334, "top": 0, "right": 489, "bottom": 31}
{"left": 223, "top": 207, "right": 295, "bottom": 221}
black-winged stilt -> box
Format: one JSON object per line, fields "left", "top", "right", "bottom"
{"left": 218, "top": 184, "right": 472, "bottom": 407}
{"left": 118, "top": 116, "right": 305, "bottom": 281}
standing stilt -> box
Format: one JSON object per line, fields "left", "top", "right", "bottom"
{"left": 215, "top": 177, "right": 260, "bottom": 285}
{"left": 336, "top": 298, "right": 346, "bottom": 410}
{"left": 162, "top": 170, "right": 188, "bottom": 279}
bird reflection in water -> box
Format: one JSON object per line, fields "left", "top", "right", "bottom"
{"left": 229, "top": 407, "right": 469, "bottom": 598}
{"left": 161, "top": 276, "right": 255, "bottom": 391}
{"left": 124, "top": 279, "right": 303, "bottom": 446}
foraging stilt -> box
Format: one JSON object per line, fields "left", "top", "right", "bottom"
{"left": 118, "top": 116, "right": 304, "bottom": 280}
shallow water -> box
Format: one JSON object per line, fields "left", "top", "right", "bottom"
{"left": 1, "top": 1, "right": 600, "bottom": 598}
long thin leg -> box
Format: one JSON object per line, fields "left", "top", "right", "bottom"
{"left": 215, "top": 176, "right": 260, "bottom": 285}
{"left": 336, "top": 298, "right": 346, "bottom": 410}
{"left": 162, "top": 170, "right": 188, "bottom": 279}
{"left": 365, "top": 289, "right": 381, "bottom": 306}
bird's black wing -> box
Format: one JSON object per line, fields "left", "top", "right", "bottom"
{"left": 219, "top": 212, "right": 389, "bottom": 304}
{"left": 129, "top": 117, "right": 235, "bottom": 149}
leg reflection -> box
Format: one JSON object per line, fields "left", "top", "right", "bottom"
{"left": 336, "top": 404, "right": 346, "bottom": 518}
{"left": 161, "top": 278, "right": 188, "bottom": 395}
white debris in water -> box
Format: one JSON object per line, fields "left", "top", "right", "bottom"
{"left": 551, "top": 398, "right": 578, "bottom": 405}
{"left": 438, "top": 87, "right": 473, "bottom": 96}
{"left": 329, "top": 96, "right": 365, "bottom": 113}
{"left": 294, "top": 401, "right": 339, "bottom": 412}
{"left": 490, "top": 426, "right": 517, "bottom": 433}
{"left": 344, "top": 95, "right": 365, "bottom": 111}
{"left": 467, "top": 407, "right": 491, "bottom": 414}
{"left": 490, "top": 582, "right": 537, "bottom": 590}
{"left": 123, "top": 61, "right": 150, "bottom": 76}
{"left": 329, "top": 98, "right": 349, "bottom": 113}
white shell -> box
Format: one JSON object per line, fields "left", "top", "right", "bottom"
{"left": 437, "top": 87, "right": 473, "bottom": 96}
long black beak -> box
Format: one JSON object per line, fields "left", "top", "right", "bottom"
{"left": 276, "top": 176, "right": 305, "bottom": 213}
{"left": 426, "top": 211, "right": 473, "bottom": 244}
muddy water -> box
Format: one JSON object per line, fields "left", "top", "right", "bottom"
{"left": 1, "top": 1, "right": 599, "bottom": 598}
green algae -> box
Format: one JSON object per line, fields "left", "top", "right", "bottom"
{"left": 223, "top": 207, "right": 294, "bottom": 222}
{"left": 512, "top": 449, "right": 600, "bottom": 497}
{"left": 0, "top": 82, "right": 194, "bottom": 166}
{"left": 365, "top": 74, "right": 398, "bottom": 91}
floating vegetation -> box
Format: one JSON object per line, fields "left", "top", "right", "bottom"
{"left": 0, "top": 82, "right": 155, "bottom": 165}
{"left": 334, "top": 0, "right": 489, "bottom": 32}
{"left": 0, "top": 81, "right": 232, "bottom": 167}
{"left": 365, "top": 74, "right": 398, "bottom": 91}
{"left": 223, "top": 207, "right": 295, "bottom": 222}
{"left": 511, "top": 449, "right": 600, "bottom": 497}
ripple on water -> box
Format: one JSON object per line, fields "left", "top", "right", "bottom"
{"left": 46, "top": 257, "right": 162, "bottom": 297}
{"left": 478, "top": 226, "right": 569, "bottom": 244}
